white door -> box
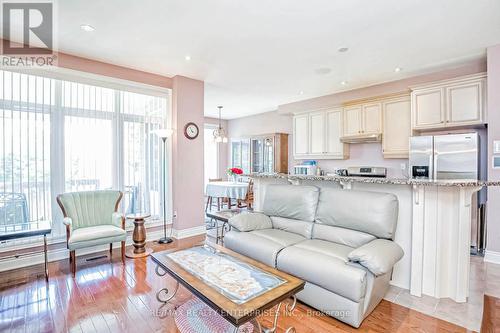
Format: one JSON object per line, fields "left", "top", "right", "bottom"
{"left": 325, "top": 109, "right": 345, "bottom": 156}
{"left": 293, "top": 114, "right": 309, "bottom": 156}
{"left": 382, "top": 97, "right": 411, "bottom": 158}
{"left": 343, "top": 106, "right": 361, "bottom": 136}
{"left": 309, "top": 112, "right": 326, "bottom": 154}
{"left": 446, "top": 80, "right": 484, "bottom": 126}
{"left": 412, "top": 88, "right": 445, "bottom": 129}
{"left": 362, "top": 103, "right": 382, "bottom": 134}
{"left": 204, "top": 125, "right": 219, "bottom": 190}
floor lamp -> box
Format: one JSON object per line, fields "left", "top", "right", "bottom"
{"left": 154, "top": 128, "right": 174, "bottom": 244}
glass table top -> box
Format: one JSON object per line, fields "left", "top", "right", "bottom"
{"left": 164, "top": 245, "right": 285, "bottom": 304}
{"left": 0, "top": 221, "right": 52, "bottom": 240}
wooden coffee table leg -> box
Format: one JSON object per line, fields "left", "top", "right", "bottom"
{"left": 126, "top": 217, "right": 153, "bottom": 258}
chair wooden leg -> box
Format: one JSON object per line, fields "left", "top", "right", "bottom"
{"left": 70, "top": 251, "right": 76, "bottom": 277}
{"left": 121, "top": 241, "right": 125, "bottom": 264}
{"left": 109, "top": 243, "right": 113, "bottom": 257}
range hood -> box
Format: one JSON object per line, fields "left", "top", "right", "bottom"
{"left": 340, "top": 133, "right": 382, "bottom": 143}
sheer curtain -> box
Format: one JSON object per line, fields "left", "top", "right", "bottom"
{"left": 0, "top": 69, "right": 170, "bottom": 242}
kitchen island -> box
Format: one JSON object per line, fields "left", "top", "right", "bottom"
{"left": 247, "top": 173, "right": 500, "bottom": 303}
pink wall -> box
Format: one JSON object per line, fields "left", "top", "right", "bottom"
{"left": 204, "top": 117, "right": 229, "bottom": 179}
{"left": 172, "top": 76, "right": 205, "bottom": 230}
{"left": 487, "top": 45, "right": 500, "bottom": 253}
{"left": 229, "top": 60, "right": 486, "bottom": 178}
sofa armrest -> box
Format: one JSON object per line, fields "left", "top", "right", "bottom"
{"left": 228, "top": 213, "right": 272, "bottom": 232}
{"left": 348, "top": 239, "right": 403, "bottom": 276}
{"left": 112, "top": 212, "right": 125, "bottom": 229}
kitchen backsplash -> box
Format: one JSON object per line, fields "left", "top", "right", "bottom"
{"left": 290, "top": 142, "right": 408, "bottom": 178}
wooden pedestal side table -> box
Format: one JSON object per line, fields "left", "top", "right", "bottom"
{"left": 125, "top": 213, "right": 153, "bottom": 258}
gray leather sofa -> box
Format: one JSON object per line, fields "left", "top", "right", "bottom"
{"left": 224, "top": 184, "right": 403, "bottom": 328}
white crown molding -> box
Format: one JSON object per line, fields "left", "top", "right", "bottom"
{"left": 0, "top": 226, "right": 206, "bottom": 273}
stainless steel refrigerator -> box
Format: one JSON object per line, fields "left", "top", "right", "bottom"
{"left": 409, "top": 133, "right": 479, "bottom": 180}
{"left": 409, "top": 132, "right": 486, "bottom": 254}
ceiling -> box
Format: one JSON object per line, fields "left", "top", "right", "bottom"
{"left": 16, "top": 1, "right": 500, "bottom": 118}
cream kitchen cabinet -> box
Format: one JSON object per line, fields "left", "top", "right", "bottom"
{"left": 382, "top": 95, "right": 412, "bottom": 158}
{"left": 342, "top": 103, "right": 382, "bottom": 137}
{"left": 293, "top": 108, "right": 348, "bottom": 159}
{"left": 293, "top": 114, "right": 309, "bottom": 156}
{"left": 411, "top": 74, "right": 486, "bottom": 130}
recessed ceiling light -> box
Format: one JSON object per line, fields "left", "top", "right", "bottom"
{"left": 299, "top": 91, "right": 304, "bottom": 95}
{"left": 80, "top": 24, "right": 95, "bottom": 32}
{"left": 395, "top": 67, "right": 402, "bottom": 72}
{"left": 185, "top": 55, "right": 191, "bottom": 61}
{"left": 338, "top": 47, "right": 349, "bottom": 53}
{"left": 341, "top": 81, "right": 348, "bottom": 86}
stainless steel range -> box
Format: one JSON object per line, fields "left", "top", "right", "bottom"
{"left": 347, "top": 167, "right": 387, "bottom": 178}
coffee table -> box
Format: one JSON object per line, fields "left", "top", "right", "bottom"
{"left": 151, "top": 243, "right": 305, "bottom": 332}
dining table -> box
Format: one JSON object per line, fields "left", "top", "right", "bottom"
{"left": 205, "top": 181, "right": 249, "bottom": 209}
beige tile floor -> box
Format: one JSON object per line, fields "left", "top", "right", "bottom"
{"left": 384, "top": 255, "right": 500, "bottom": 331}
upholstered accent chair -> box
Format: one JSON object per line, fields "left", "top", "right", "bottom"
{"left": 57, "top": 190, "right": 127, "bottom": 276}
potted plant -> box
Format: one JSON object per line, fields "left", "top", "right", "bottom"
{"left": 227, "top": 167, "right": 243, "bottom": 183}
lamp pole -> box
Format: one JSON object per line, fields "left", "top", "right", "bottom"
{"left": 158, "top": 136, "right": 173, "bottom": 244}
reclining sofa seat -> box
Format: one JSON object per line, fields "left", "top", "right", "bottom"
{"left": 224, "top": 184, "right": 403, "bottom": 328}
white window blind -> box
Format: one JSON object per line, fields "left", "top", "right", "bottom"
{"left": 0, "top": 70, "right": 170, "bottom": 242}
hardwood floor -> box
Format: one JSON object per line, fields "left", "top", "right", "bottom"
{"left": 0, "top": 235, "right": 477, "bottom": 332}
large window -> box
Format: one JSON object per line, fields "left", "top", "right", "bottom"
{"left": 0, "top": 70, "right": 170, "bottom": 239}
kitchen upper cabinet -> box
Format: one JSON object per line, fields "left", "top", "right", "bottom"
{"left": 382, "top": 96, "right": 411, "bottom": 158}
{"left": 362, "top": 103, "right": 382, "bottom": 134}
{"left": 446, "top": 80, "right": 485, "bottom": 125}
{"left": 293, "top": 108, "right": 348, "bottom": 159}
{"left": 293, "top": 114, "right": 309, "bottom": 156}
{"left": 411, "top": 88, "right": 445, "bottom": 129}
{"left": 325, "top": 109, "right": 348, "bottom": 157}
{"left": 342, "top": 103, "right": 382, "bottom": 137}
{"left": 411, "top": 74, "right": 486, "bottom": 130}
{"left": 343, "top": 106, "right": 362, "bottom": 136}
{"left": 309, "top": 112, "right": 326, "bottom": 154}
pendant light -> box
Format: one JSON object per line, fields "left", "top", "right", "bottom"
{"left": 213, "top": 106, "right": 228, "bottom": 143}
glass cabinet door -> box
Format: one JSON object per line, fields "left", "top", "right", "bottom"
{"left": 251, "top": 139, "right": 263, "bottom": 173}
{"left": 231, "top": 141, "right": 242, "bottom": 168}
{"left": 241, "top": 139, "right": 251, "bottom": 174}
{"left": 263, "top": 137, "right": 274, "bottom": 173}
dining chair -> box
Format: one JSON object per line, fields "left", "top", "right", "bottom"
{"left": 57, "top": 190, "right": 126, "bottom": 276}
{"left": 205, "top": 178, "right": 223, "bottom": 211}
{"left": 237, "top": 179, "right": 254, "bottom": 210}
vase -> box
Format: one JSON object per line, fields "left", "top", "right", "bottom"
{"left": 231, "top": 175, "right": 237, "bottom": 183}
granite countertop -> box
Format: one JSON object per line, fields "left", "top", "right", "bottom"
{"left": 245, "top": 173, "right": 500, "bottom": 187}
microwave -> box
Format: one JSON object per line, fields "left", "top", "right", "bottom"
{"left": 293, "top": 165, "right": 317, "bottom": 176}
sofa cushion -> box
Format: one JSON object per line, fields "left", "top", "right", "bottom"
{"left": 224, "top": 229, "right": 306, "bottom": 267}
{"left": 229, "top": 212, "right": 272, "bottom": 232}
{"left": 263, "top": 185, "right": 319, "bottom": 222}
{"left": 277, "top": 240, "right": 367, "bottom": 302}
{"left": 68, "top": 225, "right": 126, "bottom": 250}
{"left": 271, "top": 216, "right": 313, "bottom": 239}
{"left": 315, "top": 188, "right": 399, "bottom": 239}
{"left": 312, "top": 224, "right": 376, "bottom": 248}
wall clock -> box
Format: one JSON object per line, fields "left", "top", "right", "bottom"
{"left": 184, "top": 122, "right": 199, "bottom": 140}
